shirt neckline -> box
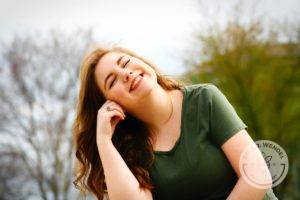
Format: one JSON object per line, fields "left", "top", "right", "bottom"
{"left": 154, "top": 86, "right": 187, "bottom": 155}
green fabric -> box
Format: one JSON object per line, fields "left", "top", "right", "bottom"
{"left": 149, "top": 83, "right": 277, "bottom": 200}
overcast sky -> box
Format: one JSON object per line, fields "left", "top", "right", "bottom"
{"left": 1, "top": 0, "right": 299, "bottom": 75}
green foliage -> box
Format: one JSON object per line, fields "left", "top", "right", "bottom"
{"left": 185, "top": 19, "right": 300, "bottom": 199}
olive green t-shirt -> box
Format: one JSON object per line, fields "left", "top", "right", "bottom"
{"left": 149, "top": 83, "right": 277, "bottom": 200}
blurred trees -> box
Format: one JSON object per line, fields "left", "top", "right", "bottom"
{"left": 184, "top": 17, "right": 300, "bottom": 199}
{"left": 0, "top": 29, "right": 94, "bottom": 199}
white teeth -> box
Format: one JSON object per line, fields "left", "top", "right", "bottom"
{"left": 132, "top": 76, "right": 140, "bottom": 88}
{"left": 131, "top": 75, "right": 141, "bottom": 91}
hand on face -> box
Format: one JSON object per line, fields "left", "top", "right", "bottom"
{"left": 96, "top": 100, "right": 126, "bottom": 142}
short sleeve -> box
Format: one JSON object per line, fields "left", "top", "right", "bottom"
{"left": 206, "top": 84, "right": 248, "bottom": 146}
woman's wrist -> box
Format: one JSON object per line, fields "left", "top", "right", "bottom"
{"left": 97, "top": 135, "right": 112, "bottom": 147}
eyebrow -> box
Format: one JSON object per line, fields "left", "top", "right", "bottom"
{"left": 104, "top": 55, "right": 125, "bottom": 90}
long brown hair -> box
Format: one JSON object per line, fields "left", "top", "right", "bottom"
{"left": 72, "top": 45, "right": 184, "bottom": 199}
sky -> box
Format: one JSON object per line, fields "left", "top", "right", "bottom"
{"left": 0, "top": 0, "right": 299, "bottom": 75}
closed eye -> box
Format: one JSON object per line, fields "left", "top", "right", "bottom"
{"left": 123, "top": 59, "right": 130, "bottom": 68}
{"left": 109, "top": 59, "right": 130, "bottom": 89}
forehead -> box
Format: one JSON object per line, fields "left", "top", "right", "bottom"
{"left": 95, "top": 51, "right": 125, "bottom": 92}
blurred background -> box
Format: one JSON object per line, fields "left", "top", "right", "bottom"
{"left": 0, "top": 0, "right": 299, "bottom": 199}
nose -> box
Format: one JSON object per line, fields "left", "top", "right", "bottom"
{"left": 122, "top": 69, "right": 133, "bottom": 82}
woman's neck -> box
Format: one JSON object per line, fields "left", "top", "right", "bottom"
{"left": 131, "top": 85, "right": 174, "bottom": 132}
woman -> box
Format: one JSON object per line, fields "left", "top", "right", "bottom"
{"left": 73, "top": 46, "right": 278, "bottom": 200}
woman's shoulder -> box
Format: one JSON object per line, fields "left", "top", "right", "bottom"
{"left": 183, "top": 82, "right": 218, "bottom": 99}
{"left": 184, "top": 82, "right": 216, "bottom": 91}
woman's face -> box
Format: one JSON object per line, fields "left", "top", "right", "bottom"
{"left": 94, "top": 51, "right": 158, "bottom": 111}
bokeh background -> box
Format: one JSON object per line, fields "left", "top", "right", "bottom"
{"left": 0, "top": 0, "right": 299, "bottom": 199}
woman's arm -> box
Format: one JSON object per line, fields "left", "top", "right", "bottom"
{"left": 227, "top": 177, "right": 268, "bottom": 199}
{"left": 98, "top": 137, "right": 153, "bottom": 200}
{"left": 221, "top": 129, "right": 272, "bottom": 200}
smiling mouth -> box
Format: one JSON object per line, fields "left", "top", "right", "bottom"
{"left": 129, "top": 73, "right": 143, "bottom": 92}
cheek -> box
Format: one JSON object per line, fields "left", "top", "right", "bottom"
{"left": 144, "top": 66, "right": 157, "bottom": 79}
{"left": 109, "top": 85, "right": 128, "bottom": 100}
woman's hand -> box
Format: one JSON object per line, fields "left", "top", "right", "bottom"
{"left": 96, "top": 100, "right": 126, "bottom": 143}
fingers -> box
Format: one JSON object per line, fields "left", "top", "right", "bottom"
{"left": 101, "top": 100, "right": 126, "bottom": 119}
{"left": 108, "top": 109, "right": 125, "bottom": 120}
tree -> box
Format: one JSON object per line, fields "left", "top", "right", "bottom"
{"left": 0, "top": 29, "right": 94, "bottom": 200}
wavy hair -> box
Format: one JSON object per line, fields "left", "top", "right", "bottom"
{"left": 72, "top": 45, "right": 184, "bottom": 199}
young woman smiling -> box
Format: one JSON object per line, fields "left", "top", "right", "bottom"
{"left": 73, "top": 46, "right": 278, "bottom": 200}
